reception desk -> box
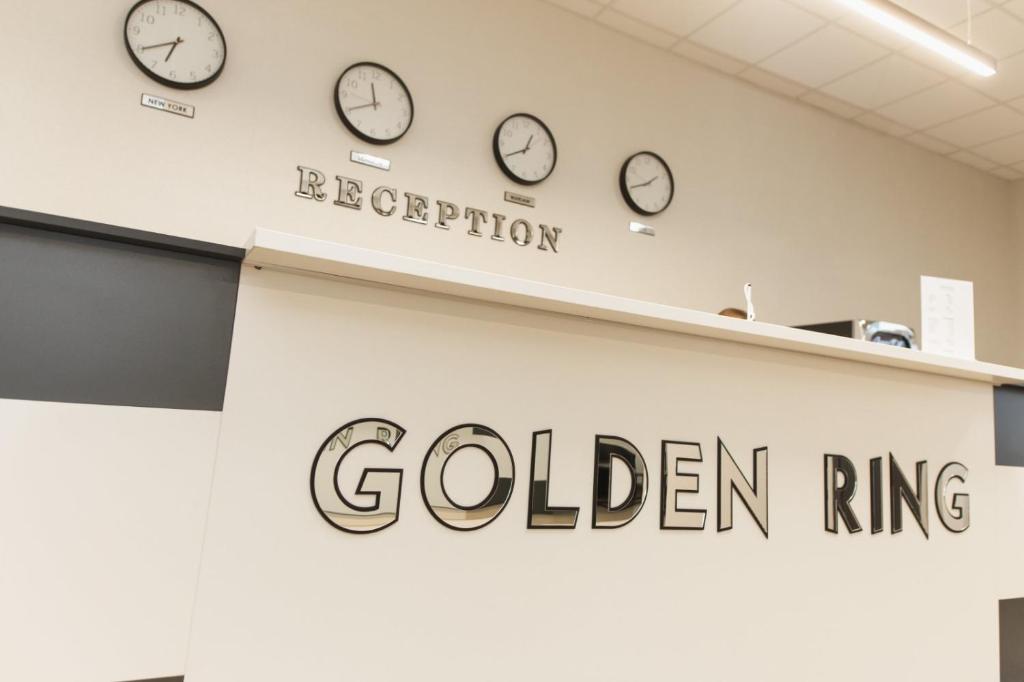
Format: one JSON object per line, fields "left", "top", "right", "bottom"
{"left": 176, "top": 230, "right": 1024, "bottom": 680}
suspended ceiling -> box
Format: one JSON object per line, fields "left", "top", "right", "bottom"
{"left": 545, "top": 0, "right": 1024, "bottom": 181}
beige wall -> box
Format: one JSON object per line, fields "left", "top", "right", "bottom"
{"left": 0, "top": 0, "right": 1020, "bottom": 364}
{"left": 0, "top": 399, "right": 221, "bottom": 681}
{"left": 1014, "top": 181, "right": 1024, "bottom": 352}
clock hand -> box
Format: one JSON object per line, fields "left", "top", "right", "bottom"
{"left": 504, "top": 136, "right": 535, "bottom": 158}
{"left": 371, "top": 82, "right": 379, "bottom": 110}
{"left": 164, "top": 36, "right": 183, "bottom": 62}
{"left": 347, "top": 102, "right": 378, "bottom": 112}
{"left": 628, "top": 175, "right": 658, "bottom": 189}
{"left": 140, "top": 39, "right": 179, "bottom": 51}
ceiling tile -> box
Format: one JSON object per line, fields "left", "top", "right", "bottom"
{"left": 856, "top": 111, "right": 914, "bottom": 136}
{"left": 973, "top": 129, "right": 1024, "bottom": 162}
{"left": 926, "top": 105, "right": 1024, "bottom": 146}
{"left": 991, "top": 166, "right": 1024, "bottom": 179}
{"left": 897, "top": 0, "right": 992, "bottom": 28}
{"left": 689, "top": 0, "right": 825, "bottom": 63}
{"left": 543, "top": 0, "right": 605, "bottom": 17}
{"left": 740, "top": 67, "right": 810, "bottom": 96}
{"left": 595, "top": 8, "right": 679, "bottom": 47}
{"left": 821, "top": 53, "right": 945, "bottom": 109}
{"left": 784, "top": 0, "right": 848, "bottom": 20}
{"left": 967, "top": 50, "right": 1024, "bottom": 101}
{"left": 610, "top": 0, "right": 738, "bottom": 37}
{"left": 672, "top": 39, "right": 747, "bottom": 73}
{"left": 800, "top": 90, "right": 865, "bottom": 118}
{"left": 905, "top": 132, "right": 959, "bottom": 154}
{"left": 876, "top": 80, "right": 994, "bottom": 129}
{"left": 949, "top": 149, "right": 1000, "bottom": 169}
{"left": 948, "top": 9, "right": 1024, "bottom": 59}
{"left": 759, "top": 25, "right": 887, "bottom": 87}
{"left": 1003, "top": 0, "right": 1024, "bottom": 19}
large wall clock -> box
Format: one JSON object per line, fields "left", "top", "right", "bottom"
{"left": 619, "top": 151, "right": 674, "bottom": 216}
{"left": 334, "top": 62, "right": 414, "bottom": 145}
{"left": 124, "top": 0, "right": 226, "bottom": 89}
{"left": 492, "top": 113, "right": 557, "bottom": 185}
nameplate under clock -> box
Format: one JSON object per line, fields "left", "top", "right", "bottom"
{"left": 350, "top": 151, "right": 391, "bottom": 171}
{"left": 629, "top": 221, "right": 655, "bottom": 236}
{"left": 504, "top": 191, "right": 536, "bottom": 208}
{"left": 140, "top": 93, "right": 195, "bottom": 119}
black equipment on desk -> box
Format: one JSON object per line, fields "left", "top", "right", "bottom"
{"left": 796, "top": 320, "right": 917, "bottom": 349}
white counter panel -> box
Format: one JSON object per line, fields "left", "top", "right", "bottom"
{"left": 185, "top": 264, "right": 1001, "bottom": 681}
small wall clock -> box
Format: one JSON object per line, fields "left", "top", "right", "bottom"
{"left": 124, "top": 0, "right": 226, "bottom": 89}
{"left": 334, "top": 62, "right": 414, "bottom": 145}
{"left": 619, "top": 151, "right": 674, "bottom": 216}
{"left": 492, "top": 113, "right": 557, "bottom": 185}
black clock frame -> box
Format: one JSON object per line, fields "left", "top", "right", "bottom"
{"left": 123, "top": 0, "right": 227, "bottom": 90}
{"left": 333, "top": 61, "right": 414, "bottom": 146}
{"left": 492, "top": 113, "right": 558, "bottom": 186}
{"left": 619, "top": 151, "right": 674, "bottom": 217}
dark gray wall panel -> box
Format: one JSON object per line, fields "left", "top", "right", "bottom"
{"left": 996, "top": 386, "right": 1024, "bottom": 467}
{"left": 1002, "top": 598, "right": 1024, "bottom": 681}
{"left": 0, "top": 218, "right": 239, "bottom": 411}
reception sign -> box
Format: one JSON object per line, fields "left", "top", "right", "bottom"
{"left": 184, "top": 262, "right": 998, "bottom": 681}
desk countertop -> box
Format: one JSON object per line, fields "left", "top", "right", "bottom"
{"left": 245, "top": 229, "right": 1024, "bottom": 387}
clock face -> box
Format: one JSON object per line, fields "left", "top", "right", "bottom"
{"left": 619, "top": 152, "right": 674, "bottom": 216}
{"left": 334, "top": 62, "right": 414, "bottom": 145}
{"left": 124, "top": 0, "right": 226, "bottom": 89}
{"left": 492, "top": 113, "right": 557, "bottom": 186}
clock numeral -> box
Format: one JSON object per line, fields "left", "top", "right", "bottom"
{"left": 208, "top": 31, "right": 216, "bottom": 40}
{"left": 144, "top": 14, "right": 155, "bottom": 23}
{"left": 175, "top": 4, "right": 186, "bottom": 15}
{"left": 169, "top": 70, "right": 176, "bottom": 79}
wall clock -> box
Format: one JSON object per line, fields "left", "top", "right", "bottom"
{"left": 619, "top": 151, "right": 674, "bottom": 216}
{"left": 334, "top": 62, "right": 414, "bottom": 145}
{"left": 124, "top": 0, "right": 226, "bottom": 89}
{"left": 492, "top": 113, "right": 557, "bottom": 186}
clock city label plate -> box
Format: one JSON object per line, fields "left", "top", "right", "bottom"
{"left": 140, "top": 93, "right": 195, "bottom": 118}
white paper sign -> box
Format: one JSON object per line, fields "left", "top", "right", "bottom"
{"left": 921, "top": 275, "right": 975, "bottom": 359}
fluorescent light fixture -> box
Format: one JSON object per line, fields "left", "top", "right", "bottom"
{"left": 836, "top": 0, "right": 996, "bottom": 77}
